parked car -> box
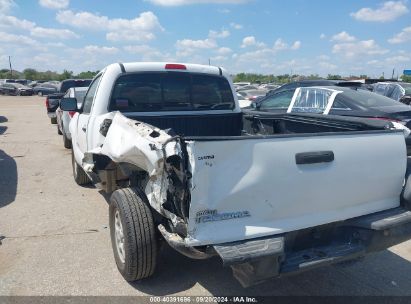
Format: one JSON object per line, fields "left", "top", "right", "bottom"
{"left": 0, "top": 79, "right": 16, "bottom": 85}
{"left": 248, "top": 86, "right": 411, "bottom": 122}
{"left": 374, "top": 82, "right": 411, "bottom": 105}
{"left": 0, "top": 83, "right": 34, "bottom": 96}
{"left": 61, "top": 62, "right": 411, "bottom": 287}
{"left": 259, "top": 84, "right": 280, "bottom": 91}
{"left": 236, "top": 84, "right": 259, "bottom": 91}
{"left": 33, "top": 83, "right": 58, "bottom": 96}
{"left": 237, "top": 92, "right": 251, "bottom": 108}
{"left": 56, "top": 87, "right": 88, "bottom": 148}
{"left": 46, "top": 79, "right": 92, "bottom": 124}
{"left": 238, "top": 89, "right": 268, "bottom": 103}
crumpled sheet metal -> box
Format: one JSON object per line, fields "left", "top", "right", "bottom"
{"left": 84, "top": 112, "right": 180, "bottom": 214}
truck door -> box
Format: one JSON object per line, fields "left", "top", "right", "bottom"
{"left": 76, "top": 75, "right": 101, "bottom": 155}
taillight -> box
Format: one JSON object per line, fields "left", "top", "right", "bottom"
{"left": 165, "top": 63, "right": 186, "bottom": 70}
{"left": 45, "top": 97, "right": 49, "bottom": 108}
{"left": 68, "top": 111, "right": 76, "bottom": 117}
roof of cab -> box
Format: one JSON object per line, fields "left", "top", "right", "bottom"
{"left": 106, "top": 62, "right": 224, "bottom": 77}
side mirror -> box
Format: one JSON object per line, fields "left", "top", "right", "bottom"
{"left": 60, "top": 97, "right": 78, "bottom": 111}
{"left": 251, "top": 102, "right": 257, "bottom": 109}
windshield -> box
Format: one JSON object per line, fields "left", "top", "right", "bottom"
{"left": 109, "top": 72, "right": 235, "bottom": 112}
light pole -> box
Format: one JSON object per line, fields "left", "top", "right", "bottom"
{"left": 8, "top": 56, "right": 13, "bottom": 78}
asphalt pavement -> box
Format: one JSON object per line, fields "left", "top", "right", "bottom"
{"left": 1, "top": 95, "right": 411, "bottom": 296}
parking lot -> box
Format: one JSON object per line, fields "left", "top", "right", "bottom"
{"left": 1, "top": 95, "right": 411, "bottom": 296}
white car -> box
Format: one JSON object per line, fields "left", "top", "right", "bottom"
{"left": 61, "top": 62, "right": 411, "bottom": 287}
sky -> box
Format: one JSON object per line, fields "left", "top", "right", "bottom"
{"left": 0, "top": 0, "right": 410, "bottom": 77}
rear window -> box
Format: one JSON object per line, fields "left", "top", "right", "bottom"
{"left": 341, "top": 89, "right": 401, "bottom": 107}
{"left": 59, "top": 80, "right": 92, "bottom": 93}
{"left": 109, "top": 72, "right": 235, "bottom": 112}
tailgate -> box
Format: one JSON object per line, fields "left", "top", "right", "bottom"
{"left": 185, "top": 131, "right": 407, "bottom": 246}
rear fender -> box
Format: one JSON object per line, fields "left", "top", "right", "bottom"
{"left": 83, "top": 112, "right": 190, "bottom": 227}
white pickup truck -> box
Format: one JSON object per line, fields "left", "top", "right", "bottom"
{"left": 61, "top": 62, "right": 411, "bottom": 287}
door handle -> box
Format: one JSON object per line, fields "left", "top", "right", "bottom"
{"left": 82, "top": 126, "right": 86, "bottom": 132}
{"left": 295, "top": 151, "right": 334, "bottom": 165}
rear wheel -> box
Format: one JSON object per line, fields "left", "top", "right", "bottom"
{"left": 50, "top": 117, "right": 57, "bottom": 124}
{"left": 57, "top": 124, "right": 62, "bottom": 135}
{"left": 38, "top": 91, "right": 43, "bottom": 96}
{"left": 71, "top": 148, "right": 90, "bottom": 185}
{"left": 109, "top": 188, "right": 158, "bottom": 281}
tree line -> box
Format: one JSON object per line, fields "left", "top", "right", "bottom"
{"left": 1, "top": 68, "right": 410, "bottom": 83}
{"left": 0, "top": 68, "right": 99, "bottom": 81}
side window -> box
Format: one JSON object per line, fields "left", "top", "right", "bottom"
{"left": 260, "top": 90, "right": 294, "bottom": 110}
{"left": 390, "top": 87, "right": 402, "bottom": 101}
{"left": 63, "top": 90, "right": 70, "bottom": 98}
{"left": 82, "top": 75, "right": 101, "bottom": 114}
{"left": 331, "top": 98, "right": 351, "bottom": 110}
{"left": 289, "top": 88, "right": 333, "bottom": 113}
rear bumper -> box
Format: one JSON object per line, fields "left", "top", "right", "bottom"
{"left": 47, "top": 112, "right": 56, "bottom": 118}
{"left": 213, "top": 207, "right": 411, "bottom": 287}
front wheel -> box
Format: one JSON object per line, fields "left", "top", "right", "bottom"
{"left": 109, "top": 188, "right": 158, "bottom": 282}
{"left": 71, "top": 148, "right": 90, "bottom": 185}
{"left": 38, "top": 91, "right": 43, "bottom": 96}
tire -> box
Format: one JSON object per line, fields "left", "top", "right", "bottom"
{"left": 57, "top": 124, "right": 62, "bottom": 135}
{"left": 71, "top": 148, "right": 90, "bottom": 185}
{"left": 38, "top": 91, "right": 43, "bottom": 96}
{"left": 62, "top": 126, "right": 72, "bottom": 149}
{"left": 50, "top": 117, "right": 57, "bottom": 124}
{"left": 109, "top": 188, "right": 158, "bottom": 282}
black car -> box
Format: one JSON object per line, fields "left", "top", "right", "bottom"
{"left": 0, "top": 83, "right": 34, "bottom": 96}
{"left": 247, "top": 86, "right": 411, "bottom": 124}
{"left": 33, "top": 83, "right": 58, "bottom": 96}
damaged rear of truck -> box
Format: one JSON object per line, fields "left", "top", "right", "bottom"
{"left": 63, "top": 62, "right": 411, "bottom": 287}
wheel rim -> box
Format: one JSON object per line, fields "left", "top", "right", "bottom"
{"left": 114, "top": 209, "right": 126, "bottom": 264}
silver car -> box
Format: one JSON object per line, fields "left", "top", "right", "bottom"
{"left": 56, "top": 87, "right": 88, "bottom": 149}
